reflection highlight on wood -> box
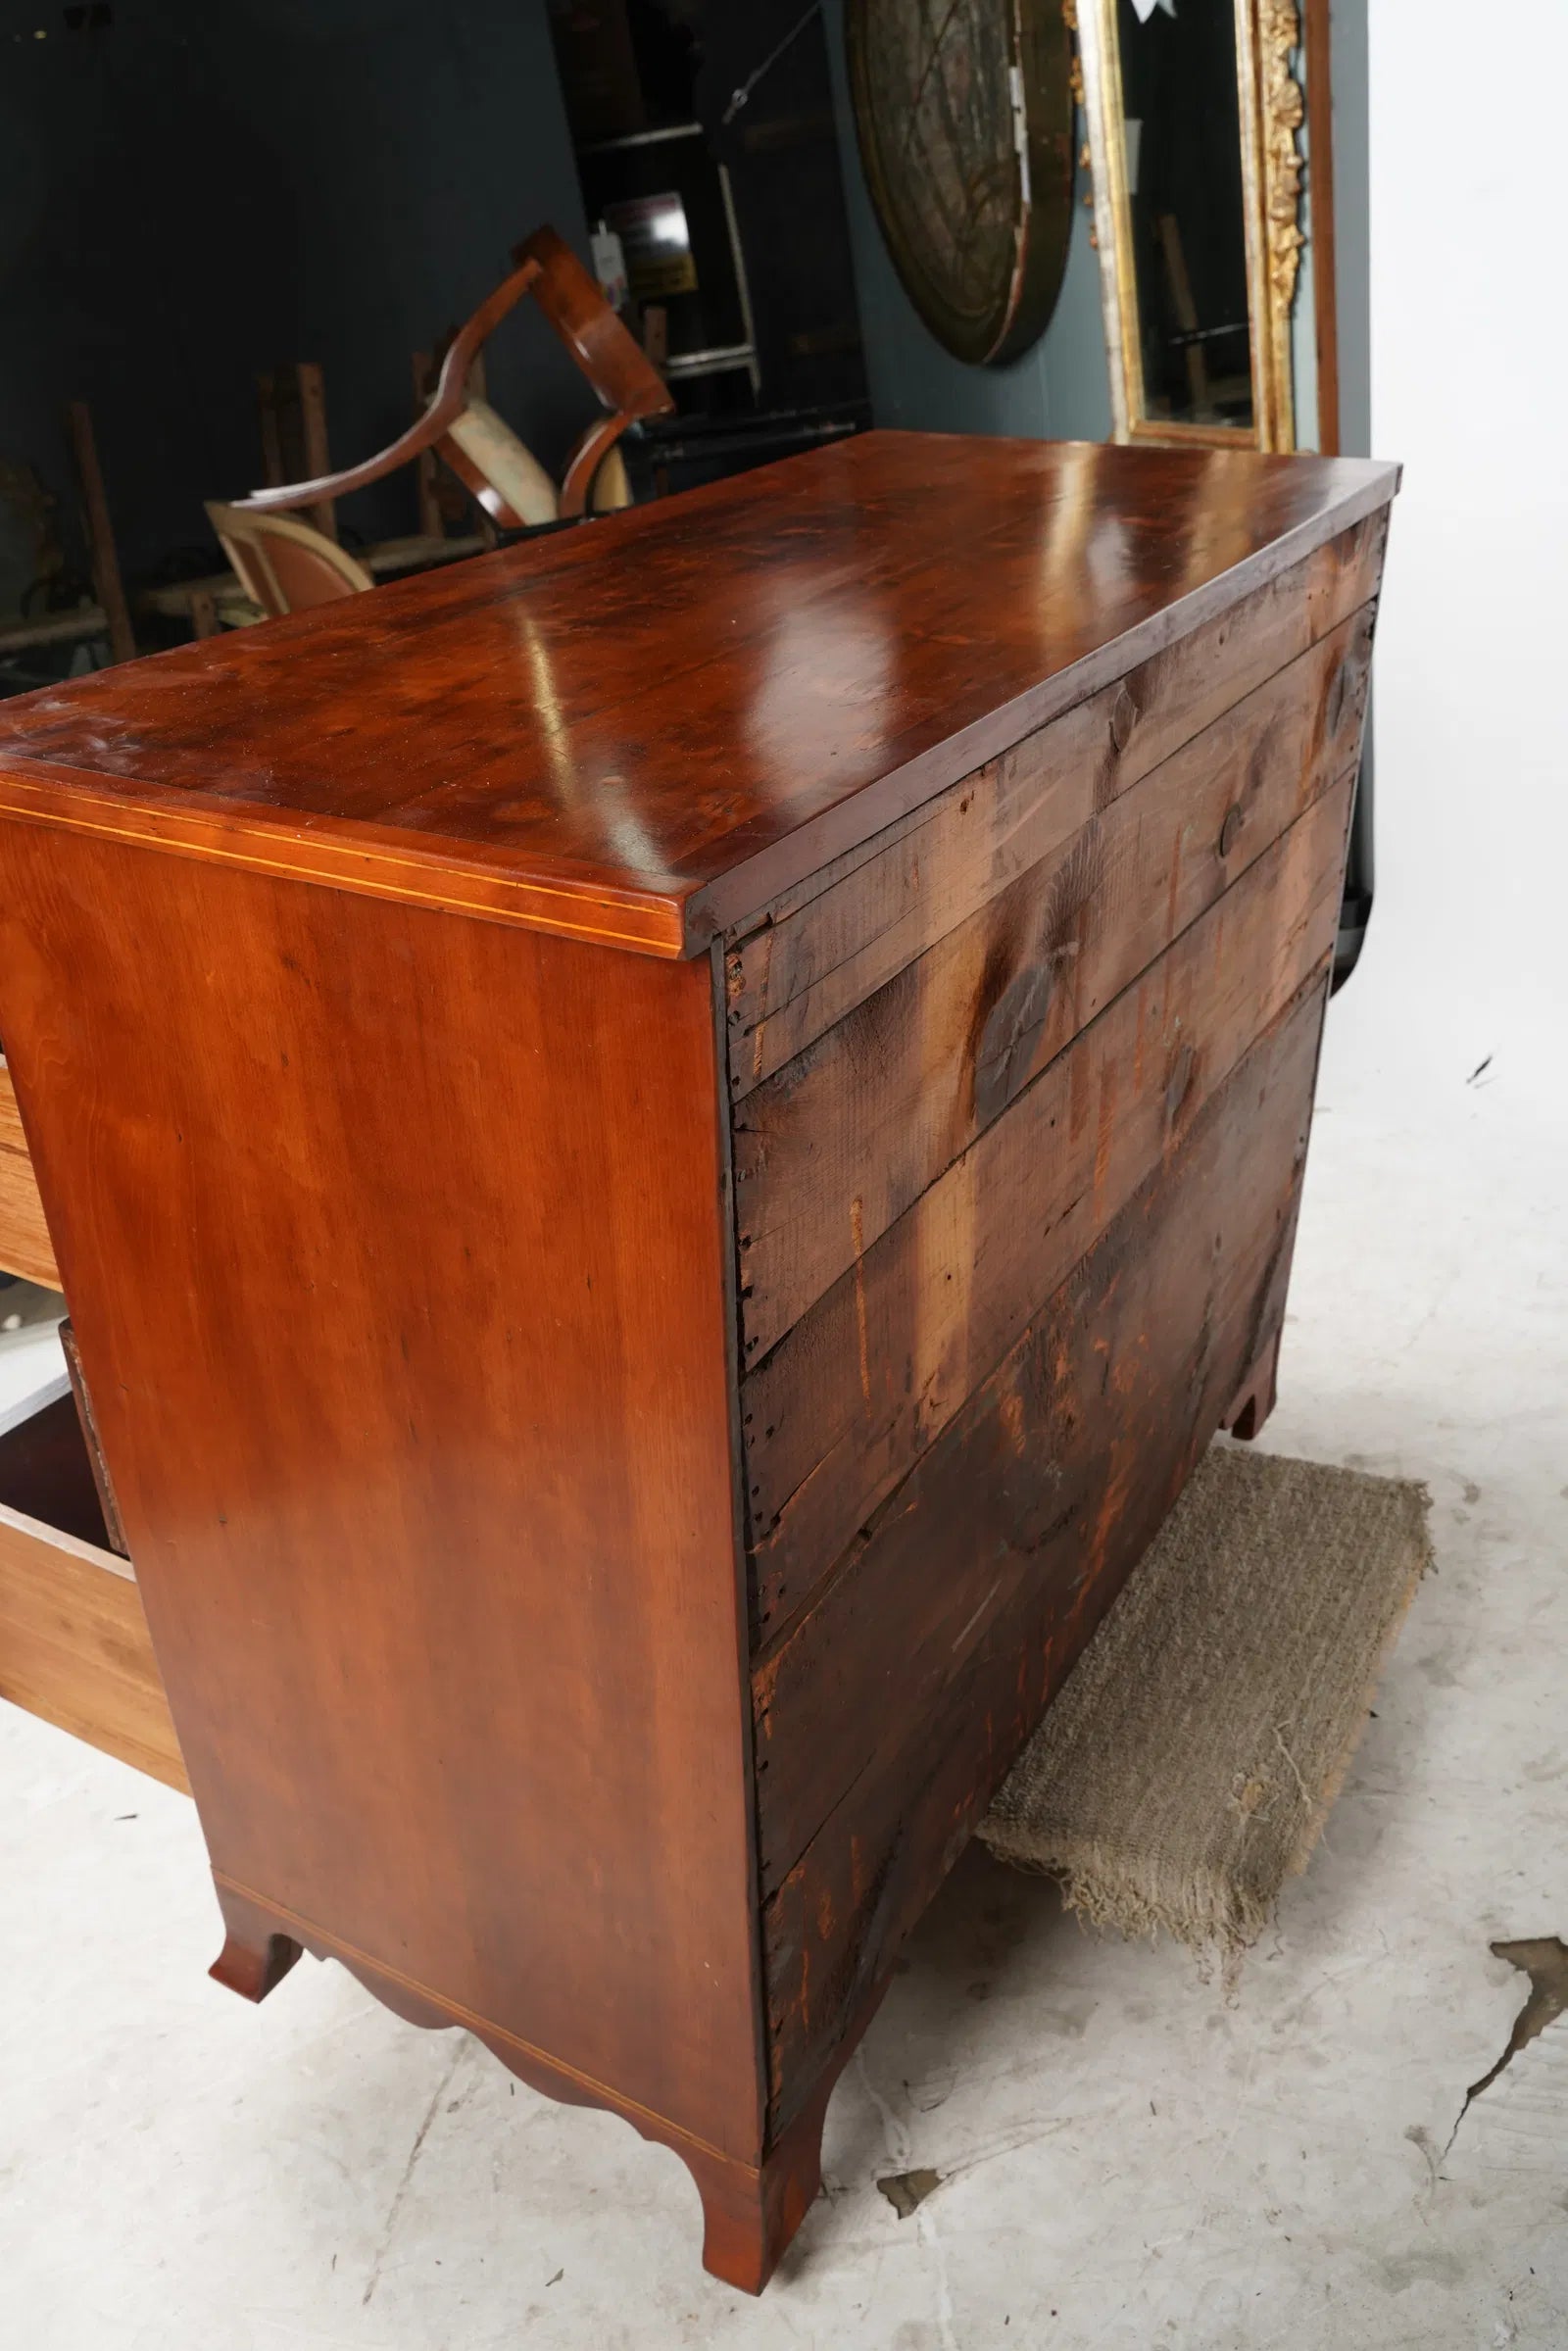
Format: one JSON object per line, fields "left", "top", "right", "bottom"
{"left": 0, "top": 437, "right": 1396, "bottom": 954}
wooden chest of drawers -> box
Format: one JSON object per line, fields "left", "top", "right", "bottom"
{"left": 0, "top": 433, "right": 1395, "bottom": 2290}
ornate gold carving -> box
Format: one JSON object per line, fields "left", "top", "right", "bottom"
{"left": 1079, "top": 0, "right": 1310, "bottom": 450}
{"left": 1066, "top": 4, "right": 1087, "bottom": 208}
{"left": 1256, "top": 0, "right": 1305, "bottom": 318}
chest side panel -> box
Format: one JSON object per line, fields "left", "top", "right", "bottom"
{"left": 0, "top": 839, "right": 761, "bottom": 2159}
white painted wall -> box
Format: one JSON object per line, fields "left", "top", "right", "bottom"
{"left": 1359, "top": 2, "right": 1568, "bottom": 1102}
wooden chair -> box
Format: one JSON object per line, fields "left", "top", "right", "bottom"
{"left": 229, "top": 226, "right": 673, "bottom": 536}
{"left": 256, "top": 362, "right": 337, "bottom": 540}
{"left": 0, "top": 407, "right": 135, "bottom": 674}
{"left": 514, "top": 225, "right": 676, "bottom": 514}
{"left": 205, "top": 503, "right": 374, "bottom": 619}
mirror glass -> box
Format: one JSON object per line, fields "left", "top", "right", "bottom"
{"left": 1117, "top": 0, "right": 1253, "bottom": 431}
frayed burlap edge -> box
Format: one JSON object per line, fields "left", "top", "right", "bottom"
{"left": 978, "top": 1449, "right": 1434, "bottom": 1979}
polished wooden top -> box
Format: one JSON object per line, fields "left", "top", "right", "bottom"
{"left": 0, "top": 433, "right": 1396, "bottom": 955}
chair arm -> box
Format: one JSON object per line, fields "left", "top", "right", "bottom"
{"left": 560, "top": 415, "right": 638, "bottom": 520}
{"left": 233, "top": 256, "right": 544, "bottom": 515}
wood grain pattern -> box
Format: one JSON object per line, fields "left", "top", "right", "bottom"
{"left": 761, "top": 976, "right": 1323, "bottom": 2115}
{"left": 0, "top": 1396, "right": 187, "bottom": 1791}
{"left": 0, "top": 1057, "right": 60, "bottom": 1288}
{"left": 735, "top": 608, "right": 1372, "bottom": 1354}
{"left": 0, "top": 832, "right": 762, "bottom": 2161}
{"left": 725, "top": 522, "right": 1383, "bottom": 1087}
{"left": 0, "top": 439, "right": 1396, "bottom": 955}
{"left": 743, "top": 775, "right": 1352, "bottom": 1640}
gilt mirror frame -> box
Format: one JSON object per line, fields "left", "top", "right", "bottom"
{"left": 1076, "top": 0, "right": 1310, "bottom": 452}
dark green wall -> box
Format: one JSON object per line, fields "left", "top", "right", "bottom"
{"left": 0, "top": 0, "right": 590, "bottom": 573}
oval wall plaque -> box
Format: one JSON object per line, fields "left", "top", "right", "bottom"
{"left": 847, "top": 0, "right": 1075, "bottom": 367}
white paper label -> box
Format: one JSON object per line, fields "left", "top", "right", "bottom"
{"left": 590, "top": 225, "right": 629, "bottom": 313}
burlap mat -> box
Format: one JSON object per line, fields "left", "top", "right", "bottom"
{"left": 979, "top": 1443, "right": 1432, "bottom": 1967}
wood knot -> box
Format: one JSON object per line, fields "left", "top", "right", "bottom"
{"left": 1218, "top": 804, "right": 1245, "bottom": 859}
{"left": 1108, "top": 682, "right": 1140, "bottom": 754}
{"left": 1164, "top": 1039, "right": 1199, "bottom": 1130}
{"left": 973, "top": 959, "right": 1054, "bottom": 1128}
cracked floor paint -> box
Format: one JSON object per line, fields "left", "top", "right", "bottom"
{"left": 1443, "top": 1939, "right": 1568, "bottom": 2162}
{"left": 878, "top": 2168, "right": 945, "bottom": 2220}
{"left": 2, "top": 1000, "right": 1565, "bottom": 2347}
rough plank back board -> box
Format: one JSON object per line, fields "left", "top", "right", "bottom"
{"left": 743, "top": 774, "right": 1352, "bottom": 1639}
{"left": 735, "top": 608, "right": 1371, "bottom": 1356}
{"left": 761, "top": 976, "right": 1323, "bottom": 2119}
{"left": 725, "top": 514, "right": 1384, "bottom": 1085}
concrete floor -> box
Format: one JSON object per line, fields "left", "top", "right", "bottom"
{"left": 3, "top": 995, "right": 1565, "bottom": 2351}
